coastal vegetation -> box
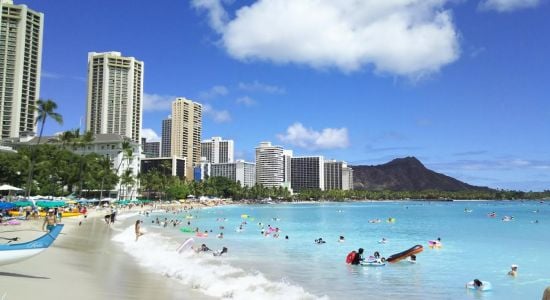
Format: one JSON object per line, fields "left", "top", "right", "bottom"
{"left": 1, "top": 143, "right": 548, "bottom": 201}
{"left": 0, "top": 141, "right": 546, "bottom": 201}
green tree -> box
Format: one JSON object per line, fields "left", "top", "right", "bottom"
{"left": 25, "top": 99, "right": 63, "bottom": 198}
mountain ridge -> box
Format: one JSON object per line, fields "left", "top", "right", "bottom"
{"left": 351, "top": 156, "right": 491, "bottom": 191}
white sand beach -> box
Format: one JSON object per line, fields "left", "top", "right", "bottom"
{"left": 0, "top": 209, "right": 212, "bottom": 300}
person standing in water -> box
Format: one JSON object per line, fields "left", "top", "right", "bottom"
{"left": 135, "top": 220, "right": 144, "bottom": 241}
{"left": 42, "top": 209, "right": 58, "bottom": 232}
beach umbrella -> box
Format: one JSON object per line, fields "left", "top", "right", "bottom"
{"left": 13, "top": 201, "right": 34, "bottom": 207}
{"left": 0, "top": 184, "right": 23, "bottom": 191}
{"left": 35, "top": 201, "right": 67, "bottom": 208}
{"left": 0, "top": 202, "right": 16, "bottom": 209}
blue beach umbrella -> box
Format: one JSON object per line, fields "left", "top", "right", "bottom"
{"left": 0, "top": 202, "right": 16, "bottom": 209}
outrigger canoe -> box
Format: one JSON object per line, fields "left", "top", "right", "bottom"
{"left": 0, "top": 224, "right": 64, "bottom": 266}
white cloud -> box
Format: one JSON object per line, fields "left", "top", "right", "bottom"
{"left": 192, "top": 0, "right": 229, "bottom": 32}
{"left": 192, "top": 0, "right": 460, "bottom": 77}
{"left": 277, "top": 122, "right": 350, "bottom": 150}
{"left": 203, "top": 104, "right": 231, "bottom": 123}
{"left": 143, "top": 93, "right": 174, "bottom": 112}
{"left": 199, "top": 85, "right": 229, "bottom": 99}
{"left": 141, "top": 128, "right": 161, "bottom": 142}
{"left": 479, "top": 0, "right": 541, "bottom": 12}
{"left": 236, "top": 96, "right": 256, "bottom": 106}
{"left": 238, "top": 81, "right": 285, "bottom": 94}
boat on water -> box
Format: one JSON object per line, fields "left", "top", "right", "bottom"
{"left": 0, "top": 224, "right": 64, "bottom": 266}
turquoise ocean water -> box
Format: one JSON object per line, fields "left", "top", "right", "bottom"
{"left": 113, "top": 201, "right": 550, "bottom": 300}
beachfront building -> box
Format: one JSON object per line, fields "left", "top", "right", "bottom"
{"left": 291, "top": 156, "right": 325, "bottom": 192}
{"left": 193, "top": 157, "right": 211, "bottom": 181}
{"left": 140, "top": 156, "right": 186, "bottom": 180}
{"left": 324, "top": 160, "right": 354, "bottom": 190}
{"left": 283, "top": 149, "right": 293, "bottom": 186}
{"left": 9, "top": 133, "right": 141, "bottom": 199}
{"left": 86, "top": 51, "right": 143, "bottom": 144}
{"left": 171, "top": 97, "right": 202, "bottom": 180}
{"left": 0, "top": 0, "right": 43, "bottom": 140}
{"left": 141, "top": 138, "right": 160, "bottom": 158}
{"left": 210, "top": 160, "right": 256, "bottom": 187}
{"left": 255, "top": 142, "right": 292, "bottom": 190}
{"left": 161, "top": 116, "right": 171, "bottom": 157}
{"left": 342, "top": 165, "right": 354, "bottom": 191}
{"left": 201, "top": 136, "right": 234, "bottom": 164}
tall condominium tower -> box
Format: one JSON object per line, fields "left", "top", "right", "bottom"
{"left": 161, "top": 116, "right": 171, "bottom": 157}
{"left": 171, "top": 97, "right": 202, "bottom": 179}
{"left": 201, "top": 136, "right": 234, "bottom": 163}
{"left": 255, "top": 141, "right": 288, "bottom": 189}
{"left": 86, "top": 51, "right": 143, "bottom": 143}
{"left": 291, "top": 156, "right": 325, "bottom": 192}
{"left": 324, "top": 160, "right": 353, "bottom": 190}
{"left": 0, "top": 0, "right": 43, "bottom": 139}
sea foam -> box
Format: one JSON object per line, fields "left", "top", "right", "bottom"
{"left": 112, "top": 225, "right": 326, "bottom": 300}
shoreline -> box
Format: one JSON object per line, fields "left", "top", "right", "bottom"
{"left": 0, "top": 207, "right": 213, "bottom": 300}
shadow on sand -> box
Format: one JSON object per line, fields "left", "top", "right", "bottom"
{"left": 0, "top": 271, "right": 49, "bottom": 279}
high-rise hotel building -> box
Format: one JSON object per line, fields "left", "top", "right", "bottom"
{"left": 201, "top": 136, "right": 234, "bottom": 164}
{"left": 161, "top": 116, "right": 171, "bottom": 157}
{"left": 291, "top": 156, "right": 325, "bottom": 192}
{"left": 325, "top": 160, "right": 354, "bottom": 190}
{"left": 171, "top": 97, "right": 201, "bottom": 179}
{"left": 0, "top": 0, "right": 43, "bottom": 139}
{"left": 255, "top": 142, "right": 291, "bottom": 189}
{"left": 86, "top": 51, "right": 143, "bottom": 144}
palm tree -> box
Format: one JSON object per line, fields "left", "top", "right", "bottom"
{"left": 25, "top": 99, "right": 63, "bottom": 199}
{"left": 116, "top": 139, "right": 134, "bottom": 200}
{"left": 98, "top": 156, "right": 112, "bottom": 201}
{"left": 77, "top": 130, "right": 95, "bottom": 197}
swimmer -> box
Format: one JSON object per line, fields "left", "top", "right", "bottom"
{"left": 508, "top": 264, "right": 518, "bottom": 277}
{"left": 379, "top": 238, "right": 388, "bottom": 244}
{"left": 407, "top": 254, "right": 417, "bottom": 263}
{"left": 338, "top": 236, "right": 345, "bottom": 243}
{"left": 471, "top": 279, "right": 483, "bottom": 290}
{"left": 217, "top": 232, "right": 224, "bottom": 239}
{"left": 213, "top": 247, "right": 228, "bottom": 257}
{"left": 315, "top": 238, "right": 326, "bottom": 244}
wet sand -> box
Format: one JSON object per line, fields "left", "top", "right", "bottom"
{"left": 0, "top": 212, "right": 212, "bottom": 300}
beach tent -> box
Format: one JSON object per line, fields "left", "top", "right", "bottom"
{"left": 13, "top": 201, "right": 34, "bottom": 207}
{"left": 35, "top": 201, "right": 67, "bottom": 208}
{"left": 0, "top": 184, "right": 23, "bottom": 191}
{"left": 0, "top": 202, "right": 16, "bottom": 209}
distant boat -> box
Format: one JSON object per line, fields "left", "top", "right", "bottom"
{"left": 0, "top": 224, "right": 64, "bottom": 266}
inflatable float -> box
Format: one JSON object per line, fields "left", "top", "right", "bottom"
{"left": 362, "top": 256, "right": 386, "bottom": 267}
{"left": 386, "top": 245, "right": 423, "bottom": 263}
{"left": 387, "top": 218, "right": 396, "bottom": 223}
{"left": 428, "top": 240, "right": 442, "bottom": 248}
{"left": 196, "top": 232, "right": 208, "bottom": 238}
{"left": 466, "top": 281, "right": 492, "bottom": 291}
{"left": 179, "top": 227, "right": 194, "bottom": 233}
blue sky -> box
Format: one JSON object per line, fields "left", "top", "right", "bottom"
{"left": 24, "top": 0, "right": 549, "bottom": 191}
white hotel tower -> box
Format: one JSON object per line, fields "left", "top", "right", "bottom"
{"left": 86, "top": 51, "right": 143, "bottom": 144}
{"left": 255, "top": 141, "right": 291, "bottom": 190}
{"left": 0, "top": 0, "right": 43, "bottom": 139}
{"left": 201, "top": 136, "right": 234, "bottom": 164}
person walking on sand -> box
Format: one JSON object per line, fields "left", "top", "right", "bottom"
{"left": 42, "top": 209, "right": 58, "bottom": 232}
{"left": 135, "top": 220, "right": 144, "bottom": 241}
